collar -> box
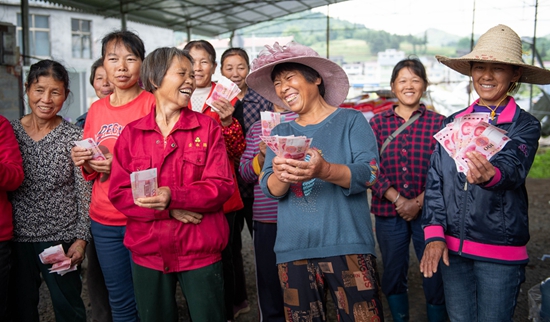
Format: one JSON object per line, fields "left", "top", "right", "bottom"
{"left": 134, "top": 105, "right": 201, "bottom": 132}
{"left": 456, "top": 96, "right": 517, "bottom": 124}
{"left": 384, "top": 103, "right": 427, "bottom": 118}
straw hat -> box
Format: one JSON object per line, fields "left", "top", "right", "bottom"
{"left": 246, "top": 41, "right": 349, "bottom": 108}
{"left": 436, "top": 24, "right": 550, "bottom": 85}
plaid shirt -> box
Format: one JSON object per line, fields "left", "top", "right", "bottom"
{"left": 241, "top": 88, "right": 273, "bottom": 133}
{"left": 237, "top": 88, "right": 274, "bottom": 198}
{"left": 369, "top": 105, "right": 445, "bottom": 217}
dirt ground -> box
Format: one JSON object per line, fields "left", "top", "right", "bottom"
{"left": 37, "top": 178, "right": 550, "bottom": 321}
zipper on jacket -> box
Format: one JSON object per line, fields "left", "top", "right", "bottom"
{"left": 458, "top": 180, "right": 468, "bottom": 255}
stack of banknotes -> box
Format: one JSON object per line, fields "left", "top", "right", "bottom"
{"left": 39, "top": 244, "right": 76, "bottom": 276}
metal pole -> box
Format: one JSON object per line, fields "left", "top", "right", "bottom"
{"left": 21, "top": 0, "right": 30, "bottom": 65}
{"left": 326, "top": 5, "right": 329, "bottom": 59}
{"left": 468, "top": 0, "right": 476, "bottom": 105}
{"left": 120, "top": 0, "right": 127, "bottom": 31}
{"left": 530, "top": 0, "right": 538, "bottom": 111}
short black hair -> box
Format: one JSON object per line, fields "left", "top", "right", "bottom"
{"left": 101, "top": 30, "right": 145, "bottom": 61}
{"left": 390, "top": 58, "right": 428, "bottom": 87}
{"left": 270, "top": 62, "right": 325, "bottom": 98}
{"left": 183, "top": 40, "right": 216, "bottom": 64}
{"left": 25, "top": 59, "right": 69, "bottom": 95}
{"left": 221, "top": 47, "right": 249, "bottom": 69}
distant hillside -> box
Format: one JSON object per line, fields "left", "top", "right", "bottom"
{"left": 420, "top": 28, "right": 462, "bottom": 47}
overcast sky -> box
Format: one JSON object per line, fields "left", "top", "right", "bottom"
{"left": 313, "top": 0, "right": 550, "bottom": 38}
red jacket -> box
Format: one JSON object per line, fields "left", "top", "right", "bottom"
{"left": 0, "top": 115, "right": 24, "bottom": 242}
{"left": 189, "top": 82, "right": 245, "bottom": 213}
{"left": 109, "top": 108, "right": 234, "bottom": 272}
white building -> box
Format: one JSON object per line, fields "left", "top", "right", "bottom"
{"left": 0, "top": 0, "right": 175, "bottom": 121}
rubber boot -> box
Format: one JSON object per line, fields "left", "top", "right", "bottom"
{"left": 386, "top": 293, "right": 409, "bottom": 322}
{"left": 426, "top": 303, "right": 448, "bottom": 322}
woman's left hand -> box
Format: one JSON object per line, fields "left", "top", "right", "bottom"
{"left": 67, "top": 239, "right": 87, "bottom": 267}
{"left": 210, "top": 97, "right": 234, "bottom": 127}
{"left": 135, "top": 187, "right": 172, "bottom": 210}
{"left": 466, "top": 151, "right": 496, "bottom": 185}
{"left": 395, "top": 197, "right": 420, "bottom": 221}
{"left": 276, "top": 148, "right": 329, "bottom": 183}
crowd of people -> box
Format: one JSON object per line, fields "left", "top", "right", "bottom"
{"left": 0, "top": 23, "right": 547, "bottom": 322}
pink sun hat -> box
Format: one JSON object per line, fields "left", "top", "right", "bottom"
{"left": 245, "top": 41, "right": 350, "bottom": 108}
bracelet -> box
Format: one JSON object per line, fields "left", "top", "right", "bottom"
{"left": 415, "top": 198, "right": 422, "bottom": 209}
{"left": 392, "top": 193, "right": 401, "bottom": 204}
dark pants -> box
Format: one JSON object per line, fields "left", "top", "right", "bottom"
{"left": 233, "top": 197, "right": 253, "bottom": 305}
{"left": 86, "top": 238, "right": 113, "bottom": 322}
{"left": 222, "top": 212, "right": 237, "bottom": 320}
{"left": 9, "top": 241, "right": 86, "bottom": 322}
{"left": 375, "top": 215, "right": 445, "bottom": 305}
{"left": 279, "top": 254, "right": 384, "bottom": 322}
{"left": 0, "top": 240, "right": 11, "bottom": 321}
{"left": 133, "top": 261, "right": 225, "bottom": 322}
{"left": 253, "top": 221, "right": 285, "bottom": 322}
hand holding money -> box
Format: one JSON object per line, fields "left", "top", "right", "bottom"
{"left": 465, "top": 151, "right": 496, "bottom": 185}
{"left": 39, "top": 244, "right": 78, "bottom": 276}
{"left": 135, "top": 186, "right": 171, "bottom": 210}
{"left": 66, "top": 239, "right": 87, "bottom": 267}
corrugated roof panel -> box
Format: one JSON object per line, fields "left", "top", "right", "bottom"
{"left": 41, "top": 0, "right": 348, "bottom": 36}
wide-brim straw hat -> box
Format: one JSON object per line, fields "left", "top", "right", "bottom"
{"left": 246, "top": 41, "right": 349, "bottom": 108}
{"left": 436, "top": 24, "right": 550, "bottom": 85}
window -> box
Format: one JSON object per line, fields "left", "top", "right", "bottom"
{"left": 71, "top": 19, "right": 91, "bottom": 59}
{"left": 16, "top": 14, "right": 51, "bottom": 57}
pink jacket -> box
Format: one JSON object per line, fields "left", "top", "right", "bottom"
{"left": 109, "top": 108, "right": 234, "bottom": 272}
{"left": 0, "top": 115, "right": 24, "bottom": 242}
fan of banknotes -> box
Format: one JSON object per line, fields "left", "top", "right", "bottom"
{"left": 260, "top": 135, "right": 312, "bottom": 160}
{"left": 206, "top": 76, "right": 241, "bottom": 111}
{"left": 434, "top": 113, "right": 510, "bottom": 174}
{"left": 259, "top": 111, "right": 312, "bottom": 160}
{"left": 39, "top": 244, "right": 77, "bottom": 276}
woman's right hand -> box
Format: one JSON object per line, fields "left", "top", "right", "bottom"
{"left": 71, "top": 146, "right": 94, "bottom": 173}
{"left": 420, "top": 241, "right": 449, "bottom": 278}
{"left": 71, "top": 146, "right": 92, "bottom": 166}
{"left": 170, "top": 209, "right": 203, "bottom": 224}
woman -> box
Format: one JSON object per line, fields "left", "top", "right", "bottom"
{"left": 220, "top": 47, "right": 274, "bottom": 316}
{"left": 75, "top": 57, "right": 114, "bottom": 322}
{"left": 0, "top": 115, "right": 23, "bottom": 321}
{"left": 184, "top": 40, "right": 245, "bottom": 321}
{"left": 71, "top": 30, "right": 155, "bottom": 322}
{"left": 76, "top": 58, "right": 115, "bottom": 128}
{"left": 420, "top": 24, "right": 550, "bottom": 321}
{"left": 369, "top": 59, "right": 446, "bottom": 322}
{"left": 239, "top": 104, "right": 297, "bottom": 322}
{"left": 248, "top": 41, "right": 384, "bottom": 321}
{"left": 108, "top": 47, "right": 234, "bottom": 322}
{"left": 8, "top": 60, "right": 91, "bottom": 322}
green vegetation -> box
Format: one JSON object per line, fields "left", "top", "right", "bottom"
{"left": 223, "top": 10, "right": 550, "bottom": 63}
{"left": 528, "top": 148, "right": 550, "bottom": 179}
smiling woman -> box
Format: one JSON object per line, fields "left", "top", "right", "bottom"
{"left": 8, "top": 59, "right": 92, "bottom": 322}
{"left": 70, "top": 30, "right": 156, "bottom": 322}
{"left": 247, "top": 41, "right": 383, "bottom": 320}
{"left": 422, "top": 24, "right": 550, "bottom": 322}
{"left": 108, "top": 47, "right": 234, "bottom": 322}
